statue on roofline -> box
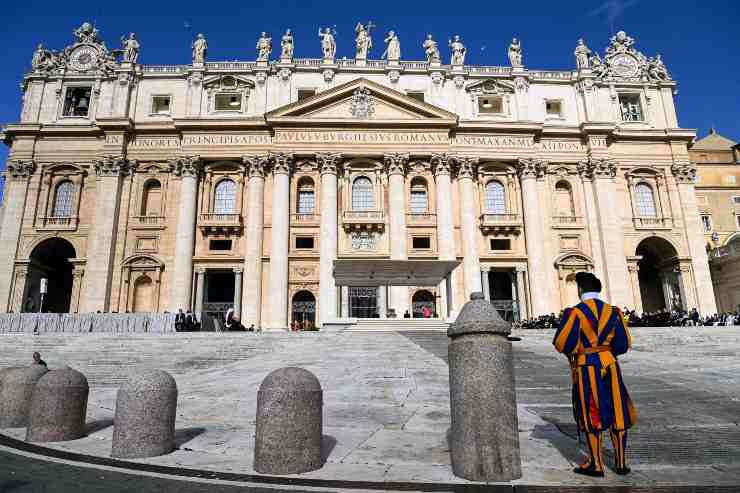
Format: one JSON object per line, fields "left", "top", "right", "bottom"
{"left": 281, "top": 29, "right": 294, "bottom": 59}
{"left": 574, "top": 38, "right": 591, "bottom": 69}
{"left": 120, "top": 33, "right": 140, "bottom": 64}
{"left": 382, "top": 30, "right": 400, "bottom": 61}
{"left": 423, "top": 34, "right": 440, "bottom": 64}
{"left": 508, "top": 37, "right": 522, "bottom": 67}
{"left": 448, "top": 35, "right": 465, "bottom": 65}
{"left": 256, "top": 31, "right": 272, "bottom": 61}
{"left": 318, "top": 27, "right": 336, "bottom": 59}
{"left": 192, "top": 33, "right": 207, "bottom": 64}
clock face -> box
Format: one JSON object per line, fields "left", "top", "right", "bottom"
{"left": 611, "top": 53, "right": 639, "bottom": 78}
{"left": 70, "top": 46, "right": 98, "bottom": 71}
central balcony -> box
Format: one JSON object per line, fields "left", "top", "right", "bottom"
{"left": 633, "top": 216, "right": 673, "bottom": 230}
{"left": 198, "top": 213, "right": 243, "bottom": 235}
{"left": 36, "top": 215, "right": 79, "bottom": 231}
{"left": 130, "top": 215, "right": 166, "bottom": 229}
{"left": 551, "top": 215, "right": 585, "bottom": 229}
{"left": 342, "top": 210, "right": 385, "bottom": 232}
{"left": 406, "top": 213, "right": 437, "bottom": 226}
{"left": 479, "top": 213, "right": 522, "bottom": 235}
{"left": 291, "top": 213, "right": 320, "bottom": 226}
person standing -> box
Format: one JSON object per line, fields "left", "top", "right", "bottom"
{"left": 32, "top": 352, "right": 47, "bottom": 367}
{"left": 552, "top": 272, "right": 637, "bottom": 477}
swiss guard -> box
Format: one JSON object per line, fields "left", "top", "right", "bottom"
{"left": 553, "top": 272, "right": 637, "bottom": 477}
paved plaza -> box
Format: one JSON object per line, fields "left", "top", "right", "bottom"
{"left": 1, "top": 326, "right": 740, "bottom": 491}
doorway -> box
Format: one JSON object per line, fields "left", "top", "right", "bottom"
{"left": 349, "top": 286, "right": 377, "bottom": 318}
{"left": 291, "top": 290, "right": 316, "bottom": 329}
{"left": 203, "top": 270, "right": 235, "bottom": 322}
{"left": 636, "top": 237, "right": 682, "bottom": 312}
{"left": 412, "top": 290, "right": 436, "bottom": 318}
{"left": 487, "top": 270, "right": 518, "bottom": 322}
{"left": 24, "top": 238, "right": 76, "bottom": 313}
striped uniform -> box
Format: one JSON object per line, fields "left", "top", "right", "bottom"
{"left": 553, "top": 298, "right": 637, "bottom": 474}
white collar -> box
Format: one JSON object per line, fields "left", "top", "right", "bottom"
{"left": 580, "top": 292, "right": 601, "bottom": 302}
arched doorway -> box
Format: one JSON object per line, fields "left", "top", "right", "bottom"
{"left": 636, "top": 237, "right": 683, "bottom": 313}
{"left": 291, "top": 291, "right": 316, "bottom": 329}
{"left": 412, "top": 290, "right": 436, "bottom": 318}
{"left": 132, "top": 275, "right": 154, "bottom": 312}
{"left": 25, "top": 238, "right": 76, "bottom": 313}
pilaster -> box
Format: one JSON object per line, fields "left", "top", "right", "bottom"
{"left": 456, "top": 155, "right": 482, "bottom": 299}
{"left": 267, "top": 152, "right": 293, "bottom": 329}
{"left": 317, "top": 152, "right": 342, "bottom": 326}
{"left": 431, "top": 153, "right": 458, "bottom": 315}
{"left": 242, "top": 154, "right": 270, "bottom": 328}
{"left": 385, "top": 152, "right": 411, "bottom": 316}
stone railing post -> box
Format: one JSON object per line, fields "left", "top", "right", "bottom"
{"left": 447, "top": 292, "right": 521, "bottom": 481}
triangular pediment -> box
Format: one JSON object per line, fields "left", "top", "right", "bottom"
{"left": 266, "top": 78, "right": 457, "bottom": 126}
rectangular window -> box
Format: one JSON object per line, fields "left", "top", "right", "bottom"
{"left": 209, "top": 239, "right": 232, "bottom": 251}
{"left": 490, "top": 238, "right": 511, "bottom": 251}
{"left": 62, "top": 87, "right": 92, "bottom": 117}
{"left": 545, "top": 100, "right": 562, "bottom": 117}
{"left": 736, "top": 214, "right": 740, "bottom": 229}
{"left": 701, "top": 215, "right": 713, "bottom": 232}
{"left": 478, "top": 97, "right": 503, "bottom": 114}
{"left": 214, "top": 93, "right": 242, "bottom": 111}
{"left": 407, "top": 91, "right": 425, "bottom": 102}
{"left": 412, "top": 236, "right": 431, "bottom": 250}
{"left": 409, "top": 190, "right": 428, "bottom": 214}
{"left": 297, "top": 191, "right": 315, "bottom": 214}
{"left": 726, "top": 175, "right": 737, "bottom": 185}
{"left": 297, "top": 89, "right": 316, "bottom": 101}
{"left": 295, "top": 236, "right": 315, "bottom": 249}
{"left": 733, "top": 196, "right": 740, "bottom": 205}
{"left": 618, "top": 94, "right": 643, "bottom": 122}
{"left": 151, "top": 96, "right": 171, "bottom": 115}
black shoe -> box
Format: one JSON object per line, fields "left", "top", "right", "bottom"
{"left": 615, "top": 466, "right": 631, "bottom": 475}
{"left": 573, "top": 466, "right": 605, "bottom": 477}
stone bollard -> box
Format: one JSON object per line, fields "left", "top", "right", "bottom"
{"left": 26, "top": 368, "right": 89, "bottom": 442}
{"left": 447, "top": 292, "right": 521, "bottom": 481}
{"left": 111, "top": 369, "right": 178, "bottom": 458}
{"left": 0, "top": 365, "right": 48, "bottom": 427}
{"left": 254, "top": 367, "right": 322, "bottom": 474}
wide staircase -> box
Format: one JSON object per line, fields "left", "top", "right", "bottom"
{"left": 347, "top": 318, "right": 450, "bottom": 332}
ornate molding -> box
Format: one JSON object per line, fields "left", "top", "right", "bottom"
{"left": 171, "top": 156, "right": 201, "bottom": 178}
{"left": 516, "top": 158, "right": 547, "bottom": 180}
{"left": 242, "top": 154, "right": 271, "bottom": 178}
{"left": 455, "top": 156, "right": 479, "bottom": 179}
{"left": 430, "top": 153, "right": 454, "bottom": 176}
{"left": 316, "top": 153, "right": 343, "bottom": 175}
{"left": 4, "top": 160, "right": 37, "bottom": 181}
{"left": 95, "top": 156, "right": 137, "bottom": 177}
{"left": 577, "top": 158, "right": 616, "bottom": 180}
{"left": 384, "top": 153, "right": 410, "bottom": 176}
{"left": 588, "top": 30, "right": 671, "bottom": 83}
{"left": 671, "top": 162, "right": 697, "bottom": 184}
{"left": 349, "top": 88, "right": 375, "bottom": 119}
{"left": 270, "top": 152, "right": 294, "bottom": 175}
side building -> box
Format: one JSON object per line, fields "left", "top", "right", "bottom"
{"left": 0, "top": 23, "right": 718, "bottom": 327}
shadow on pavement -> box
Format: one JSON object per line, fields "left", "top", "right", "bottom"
{"left": 173, "top": 427, "right": 207, "bottom": 448}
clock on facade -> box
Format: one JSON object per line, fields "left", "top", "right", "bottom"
{"left": 610, "top": 53, "right": 639, "bottom": 78}
{"left": 69, "top": 46, "right": 99, "bottom": 71}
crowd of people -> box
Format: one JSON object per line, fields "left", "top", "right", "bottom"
{"left": 515, "top": 307, "right": 740, "bottom": 330}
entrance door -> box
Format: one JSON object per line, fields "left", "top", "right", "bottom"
{"left": 349, "top": 287, "right": 377, "bottom": 318}
{"left": 203, "top": 270, "right": 236, "bottom": 325}
{"left": 489, "top": 270, "right": 518, "bottom": 322}
{"left": 291, "top": 290, "right": 316, "bottom": 329}
{"left": 412, "top": 290, "right": 436, "bottom": 318}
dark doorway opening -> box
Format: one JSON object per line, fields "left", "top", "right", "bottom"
{"left": 488, "top": 270, "right": 518, "bottom": 322}
{"left": 25, "top": 238, "right": 76, "bottom": 313}
{"left": 349, "top": 287, "right": 377, "bottom": 318}
{"left": 291, "top": 290, "right": 316, "bottom": 329}
{"left": 412, "top": 290, "right": 436, "bottom": 318}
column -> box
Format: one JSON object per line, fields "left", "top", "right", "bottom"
{"left": 432, "top": 153, "right": 458, "bottom": 315}
{"left": 317, "top": 153, "right": 342, "bottom": 326}
{"left": 377, "top": 286, "right": 387, "bottom": 318}
{"left": 456, "top": 156, "right": 483, "bottom": 299}
{"left": 233, "top": 267, "right": 243, "bottom": 318}
{"left": 80, "top": 156, "right": 134, "bottom": 312}
{"left": 516, "top": 266, "right": 528, "bottom": 319}
{"left": 385, "top": 153, "right": 410, "bottom": 316}
{"left": 582, "top": 158, "right": 631, "bottom": 307}
{"left": 517, "top": 158, "right": 549, "bottom": 316}
{"left": 242, "top": 155, "right": 269, "bottom": 328}
{"left": 70, "top": 266, "right": 85, "bottom": 313}
{"left": 168, "top": 156, "right": 200, "bottom": 312}
{"left": 627, "top": 263, "right": 643, "bottom": 314}
{"left": 0, "top": 161, "right": 35, "bottom": 312}
{"left": 672, "top": 163, "right": 718, "bottom": 314}
{"left": 194, "top": 267, "right": 205, "bottom": 314}
{"left": 268, "top": 153, "right": 293, "bottom": 330}
{"left": 481, "top": 268, "right": 491, "bottom": 301}
{"left": 341, "top": 286, "right": 349, "bottom": 318}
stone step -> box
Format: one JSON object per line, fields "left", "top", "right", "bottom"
{"left": 347, "top": 319, "right": 450, "bottom": 332}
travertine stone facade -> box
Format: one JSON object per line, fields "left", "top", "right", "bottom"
{"left": 0, "top": 23, "right": 719, "bottom": 327}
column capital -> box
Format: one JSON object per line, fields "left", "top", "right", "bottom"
{"left": 671, "top": 161, "right": 696, "bottom": 184}
{"left": 233, "top": 266, "right": 244, "bottom": 274}
{"left": 316, "top": 152, "right": 343, "bottom": 175}
{"left": 95, "top": 156, "right": 137, "bottom": 177}
{"left": 4, "top": 160, "right": 36, "bottom": 181}
{"left": 194, "top": 266, "right": 206, "bottom": 275}
{"left": 270, "top": 152, "right": 294, "bottom": 175}
{"left": 430, "top": 153, "right": 454, "bottom": 176}
{"left": 242, "top": 154, "right": 271, "bottom": 178}
{"left": 516, "top": 158, "right": 547, "bottom": 180}
{"left": 515, "top": 265, "right": 527, "bottom": 273}
{"left": 171, "top": 155, "right": 201, "bottom": 178}
{"left": 455, "top": 155, "right": 479, "bottom": 179}
{"left": 577, "top": 158, "right": 616, "bottom": 180}
{"left": 384, "top": 153, "right": 410, "bottom": 176}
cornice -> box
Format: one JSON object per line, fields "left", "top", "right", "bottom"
{"left": 456, "top": 120, "right": 542, "bottom": 134}
{"left": 172, "top": 117, "right": 268, "bottom": 130}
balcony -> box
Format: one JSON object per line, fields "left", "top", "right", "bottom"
{"left": 406, "top": 213, "right": 437, "bottom": 226}
{"left": 130, "top": 215, "right": 166, "bottom": 229}
{"left": 36, "top": 216, "right": 78, "bottom": 231}
{"left": 198, "top": 213, "right": 243, "bottom": 235}
{"left": 342, "top": 210, "right": 385, "bottom": 232}
{"left": 551, "top": 215, "right": 584, "bottom": 229}
{"left": 633, "top": 216, "right": 673, "bottom": 230}
{"left": 479, "top": 213, "right": 522, "bottom": 235}
{"left": 291, "top": 213, "right": 320, "bottom": 226}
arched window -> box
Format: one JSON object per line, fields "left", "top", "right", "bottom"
{"left": 554, "top": 180, "right": 575, "bottom": 217}
{"left": 297, "top": 177, "right": 315, "bottom": 214}
{"left": 141, "top": 179, "right": 162, "bottom": 216}
{"left": 52, "top": 180, "right": 75, "bottom": 217}
{"left": 409, "top": 178, "right": 428, "bottom": 214}
{"left": 213, "top": 179, "right": 237, "bottom": 214}
{"left": 635, "top": 183, "right": 657, "bottom": 217}
{"left": 484, "top": 180, "right": 506, "bottom": 214}
{"left": 352, "top": 176, "right": 374, "bottom": 211}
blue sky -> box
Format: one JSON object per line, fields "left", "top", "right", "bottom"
{"left": 1, "top": 0, "right": 738, "bottom": 192}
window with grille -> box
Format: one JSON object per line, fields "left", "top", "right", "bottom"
{"left": 485, "top": 181, "right": 506, "bottom": 214}
{"left": 297, "top": 190, "right": 315, "bottom": 214}
{"left": 619, "top": 94, "right": 643, "bottom": 122}
{"left": 635, "top": 183, "right": 657, "bottom": 217}
{"left": 351, "top": 177, "right": 374, "bottom": 211}
{"left": 62, "top": 87, "right": 92, "bottom": 117}
{"left": 409, "top": 179, "right": 428, "bottom": 214}
{"left": 52, "top": 181, "right": 75, "bottom": 217}
{"left": 213, "top": 179, "right": 236, "bottom": 214}
{"left": 701, "top": 215, "right": 713, "bottom": 232}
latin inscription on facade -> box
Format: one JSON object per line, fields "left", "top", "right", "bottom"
{"left": 453, "top": 135, "right": 536, "bottom": 149}
{"left": 182, "top": 134, "right": 271, "bottom": 146}
{"left": 274, "top": 130, "right": 448, "bottom": 145}
{"left": 129, "top": 136, "right": 181, "bottom": 149}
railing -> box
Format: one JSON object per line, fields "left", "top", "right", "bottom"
{"left": 131, "top": 215, "right": 165, "bottom": 227}
{"left": 400, "top": 60, "right": 431, "bottom": 70}
{"left": 199, "top": 213, "right": 241, "bottom": 224}
{"left": 466, "top": 66, "right": 511, "bottom": 75}
{"left": 551, "top": 215, "right": 583, "bottom": 226}
{"left": 406, "top": 213, "right": 437, "bottom": 225}
{"left": 291, "top": 213, "right": 320, "bottom": 224}
{"left": 38, "top": 216, "right": 76, "bottom": 229}
{"left": 343, "top": 211, "right": 384, "bottom": 220}
{"left": 633, "top": 216, "right": 673, "bottom": 229}
{"left": 480, "top": 213, "right": 521, "bottom": 224}
{"left": 205, "top": 61, "right": 256, "bottom": 71}
{"left": 293, "top": 58, "right": 323, "bottom": 67}
{"left": 141, "top": 65, "right": 188, "bottom": 74}
{"left": 528, "top": 70, "right": 573, "bottom": 80}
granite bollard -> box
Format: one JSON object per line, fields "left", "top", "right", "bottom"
{"left": 448, "top": 292, "right": 522, "bottom": 481}
{"left": 111, "top": 369, "right": 178, "bottom": 458}
{"left": 254, "top": 367, "right": 323, "bottom": 474}
{"left": 26, "top": 368, "right": 89, "bottom": 442}
{"left": 0, "top": 365, "right": 48, "bottom": 427}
